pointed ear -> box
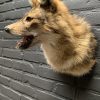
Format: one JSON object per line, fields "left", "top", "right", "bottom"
{"left": 28, "top": 0, "right": 41, "bottom": 7}
{"left": 40, "top": 0, "right": 57, "bottom": 13}
{"left": 40, "top": 0, "right": 68, "bottom": 13}
{"left": 28, "top": 0, "right": 34, "bottom": 6}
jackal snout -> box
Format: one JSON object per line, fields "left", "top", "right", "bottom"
{"left": 5, "top": 0, "right": 68, "bottom": 37}
{"left": 5, "top": 27, "right": 11, "bottom": 34}
{"left": 5, "top": 21, "right": 24, "bottom": 36}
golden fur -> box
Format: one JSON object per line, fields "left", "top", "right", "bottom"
{"left": 5, "top": 0, "right": 97, "bottom": 76}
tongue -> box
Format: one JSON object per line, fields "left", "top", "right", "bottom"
{"left": 16, "top": 35, "right": 34, "bottom": 50}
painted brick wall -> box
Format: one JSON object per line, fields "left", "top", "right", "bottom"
{"left": 0, "top": 0, "right": 100, "bottom": 100}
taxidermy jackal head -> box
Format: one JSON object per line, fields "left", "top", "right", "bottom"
{"left": 5, "top": 0, "right": 97, "bottom": 76}
{"left": 5, "top": 0, "right": 69, "bottom": 49}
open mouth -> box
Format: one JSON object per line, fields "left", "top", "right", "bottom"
{"left": 16, "top": 35, "right": 34, "bottom": 50}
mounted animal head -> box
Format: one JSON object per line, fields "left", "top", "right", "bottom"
{"left": 5, "top": 0, "right": 68, "bottom": 49}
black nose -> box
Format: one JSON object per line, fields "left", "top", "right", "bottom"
{"left": 5, "top": 27, "right": 11, "bottom": 33}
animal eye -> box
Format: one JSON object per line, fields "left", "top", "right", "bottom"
{"left": 26, "top": 17, "right": 33, "bottom": 22}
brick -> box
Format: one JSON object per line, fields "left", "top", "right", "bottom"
{"left": 0, "top": 57, "right": 37, "bottom": 74}
{"left": 19, "top": 85, "right": 36, "bottom": 98}
{"left": 63, "top": 0, "right": 90, "bottom": 10}
{"left": 24, "top": 74, "right": 55, "bottom": 91}
{"left": 0, "top": 66, "right": 24, "bottom": 82}
{"left": 76, "top": 76, "right": 100, "bottom": 93}
{"left": 3, "top": 58, "right": 13, "bottom": 68}
{"left": 54, "top": 83, "right": 75, "bottom": 99}
{"left": 10, "top": 80, "right": 36, "bottom": 98}
{"left": 0, "top": 75, "right": 10, "bottom": 87}
{"left": 26, "top": 44, "right": 42, "bottom": 52}
{"left": 0, "top": 14, "right": 4, "bottom": 21}
{"left": 36, "top": 90, "right": 67, "bottom": 100}
{"left": 0, "top": 2, "right": 14, "bottom": 13}
{"left": 0, "top": 57, "right": 13, "bottom": 68}
{"left": 78, "top": 10, "right": 100, "bottom": 25}
{"left": 64, "top": 0, "right": 100, "bottom": 10}
{"left": 0, "top": 57, "right": 4, "bottom": 65}
{"left": 37, "top": 64, "right": 75, "bottom": 85}
{"left": 21, "top": 95, "right": 35, "bottom": 100}
{"left": 77, "top": 89, "right": 100, "bottom": 100}
{"left": 0, "top": 31, "right": 3, "bottom": 38}
{"left": 14, "top": 0, "right": 30, "bottom": 9}
{"left": 12, "top": 60, "right": 37, "bottom": 74}
{"left": 3, "top": 8, "right": 30, "bottom": 20}
{"left": 2, "top": 48, "right": 23, "bottom": 59}
{"left": 23, "top": 51, "right": 46, "bottom": 64}
{"left": 9, "top": 80, "right": 24, "bottom": 94}
{"left": 0, "top": 93, "right": 11, "bottom": 100}
{"left": 0, "top": 1, "right": 29, "bottom": 13}
{"left": 0, "top": 39, "right": 17, "bottom": 49}
{"left": 0, "top": 0, "right": 12, "bottom": 4}
{"left": 92, "top": 28, "right": 100, "bottom": 41}
{"left": 0, "top": 84, "right": 21, "bottom": 100}
{"left": 0, "top": 48, "right": 2, "bottom": 56}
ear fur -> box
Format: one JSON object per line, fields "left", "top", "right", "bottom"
{"left": 28, "top": 0, "right": 41, "bottom": 7}
{"left": 40, "top": 0, "right": 57, "bottom": 13}
{"left": 28, "top": 0, "right": 33, "bottom": 6}
{"left": 28, "top": 0, "right": 68, "bottom": 13}
{"left": 40, "top": 0, "right": 68, "bottom": 13}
